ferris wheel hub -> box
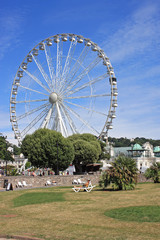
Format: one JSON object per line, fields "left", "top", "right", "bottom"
{"left": 49, "top": 92, "right": 58, "bottom": 104}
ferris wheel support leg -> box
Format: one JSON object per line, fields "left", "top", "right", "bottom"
{"left": 61, "top": 104, "right": 78, "bottom": 135}
{"left": 41, "top": 105, "right": 53, "bottom": 129}
{"left": 56, "top": 102, "right": 64, "bottom": 136}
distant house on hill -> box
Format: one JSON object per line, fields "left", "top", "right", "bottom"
{"left": 105, "top": 142, "right": 160, "bottom": 173}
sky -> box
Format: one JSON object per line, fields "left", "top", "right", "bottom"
{"left": 0, "top": 0, "right": 160, "bottom": 145}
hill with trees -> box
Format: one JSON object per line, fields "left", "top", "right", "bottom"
{"left": 108, "top": 137, "right": 160, "bottom": 147}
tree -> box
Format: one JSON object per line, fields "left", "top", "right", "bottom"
{"left": 41, "top": 131, "right": 74, "bottom": 174}
{"left": 21, "top": 133, "right": 46, "bottom": 168}
{"left": 21, "top": 129, "right": 74, "bottom": 174}
{"left": 13, "top": 145, "right": 21, "bottom": 155}
{"left": 99, "top": 156, "right": 138, "bottom": 190}
{"left": 72, "top": 140, "right": 99, "bottom": 172}
{"left": 0, "top": 136, "right": 14, "bottom": 175}
{"left": 144, "top": 162, "right": 160, "bottom": 183}
{"left": 67, "top": 133, "right": 102, "bottom": 172}
{"left": 25, "top": 161, "right": 31, "bottom": 169}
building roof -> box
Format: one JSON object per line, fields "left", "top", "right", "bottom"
{"left": 153, "top": 146, "right": 160, "bottom": 153}
{"left": 132, "top": 143, "right": 143, "bottom": 151}
{"left": 114, "top": 147, "right": 131, "bottom": 156}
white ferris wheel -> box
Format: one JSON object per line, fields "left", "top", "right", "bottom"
{"left": 10, "top": 33, "right": 118, "bottom": 145}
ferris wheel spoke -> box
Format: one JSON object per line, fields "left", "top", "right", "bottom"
{"left": 21, "top": 107, "right": 49, "bottom": 137}
{"left": 31, "top": 54, "right": 53, "bottom": 91}
{"left": 56, "top": 41, "right": 63, "bottom": 90}
{"left": 61, "top": 46, "right": 90, "bottom": 92}
{"left": 19, "top": 85, "right": 49, "bottom": 96}
{"left": 65, "top": 56, "right": 101, "bottom": 93}
{"left": 58, "top": 104, "right": 69, "bottom": 137}
{"left": 65, "top": 93, "right": 110, "bottom": 100}
{"left": 22, "top": 68, "right": 51, "bottom": 93}
{"left": 64, "top": 104, "right": 99, "bottom": 135}
{"left": 60, "top": 103, "right": 78, "bottom": 134}
{"left": 67, "top": 73, "right": 108, "bottom": 96}
{"left": 41, "top": 105, "right": 54, "bottom": 129}
{"left": 16, "top": 98, "right": 48, "bottom": 104}
{"left": 65, "top": 100, "right": 107, "bottom": 116}
{"left": 61, "top": 40, "right": 77, "bottom": 84}
{"left": 17, "top": 103, "right": 50, "bottom": 121}
{"left": 44, "top": 43, "right": 56, "bottom": 89}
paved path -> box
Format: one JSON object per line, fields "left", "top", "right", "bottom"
{"left": 0, "top": 237, "right": 43, "bottom": 240}
{"left": 0, "top": 238, "right": 16, "bottom": 240}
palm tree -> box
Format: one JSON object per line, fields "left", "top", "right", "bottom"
{"left": 144, "top": 162, "right": 160, "bottom": 183}
{"left": 99, "top": 156, "right": 138, "bottom": 190}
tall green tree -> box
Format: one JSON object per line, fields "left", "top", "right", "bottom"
{"left": 21, "top": 129, "right": 74, "bottom": 174}
{"left": 67, "top": 133, "right": 102, "bottom": 172}
{"left": 144, "top": 162, "right": 160, "bottom": 183}
{"left": 67, "top": 133, "right": 97, "bottom": 143}
{"left": 72, "top": 140, "right": 99, "bottom": 172}
{"left": 99, "top": 156, "right": 138, "bottom": 190}
{"left": 0, "top": 136, "right": 14, "bottom": 161}
{"left": 0, "top": 136, "right": 14, "bottom": 175}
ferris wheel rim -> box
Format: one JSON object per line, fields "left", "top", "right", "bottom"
{"left": 10, "top": 33, "right": 118, "bottom": 144}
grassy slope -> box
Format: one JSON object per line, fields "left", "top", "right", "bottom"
{"left": 0, "top": 183, "right": 160, "bottom": 240}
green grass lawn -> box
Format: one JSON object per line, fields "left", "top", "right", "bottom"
{"left": 105, "top": 205, "right": 160, "bottom": 222}
{"left": 0, "top": 183, "right": 160, "bottom": 240}
{"left": 13, "top": 192, "right": 65, "bottom": 207}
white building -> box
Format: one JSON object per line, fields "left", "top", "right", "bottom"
{"left": 0, "top": 153, "right": 28, "bottom": 173}
{"left": 105, "top": 142, "right": 160, "bottom": 172}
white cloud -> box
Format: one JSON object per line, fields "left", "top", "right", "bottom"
{"left": 102, "top": 3, "right": 160, "bottom": 63}
{"left": 97, "top": 3, "right": 160, "bottom": 140}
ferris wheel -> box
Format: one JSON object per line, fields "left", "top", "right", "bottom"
{"left": 10, "top": 33, "right": 118, "bottom": 144}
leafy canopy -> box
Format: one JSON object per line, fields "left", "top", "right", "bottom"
{"left": 21, "top": 129, "right": 74, "bottom": 173}
{"left": 0, "top": 136, "right": 14, "bottom": 161}
{"left": 67, "top": 133, "right": 102, "bottom": 172}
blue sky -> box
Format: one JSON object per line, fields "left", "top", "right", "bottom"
{"left": 0, "top": 0, "right": 160, "bottom": 144}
